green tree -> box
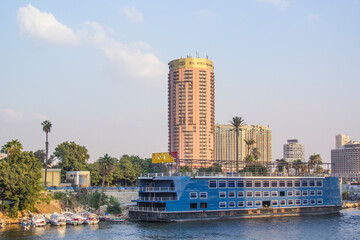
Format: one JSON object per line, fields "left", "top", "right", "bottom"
{"left": 198, "top": 163, "right": 223, "bottom": 173}
{"left": 1, "top": 139, "right": 23, "bottom": 157}
{"left": 179, "top": 165, "right": 192, "bottom": 174}
{"left": 0, "top": 140, "right": 42, "bottom": 216}
{"left": 244, "top": 139, "right": 256, "bottom": 157}
{"left": 54, "top": 141, "right": 90, "bottom": 179}
{"left": 97, "top": 154, "right": 115, "bottom": 214}
{"left": 252, "top": 147, "right": 260, "bottom": 161}
{"left": 308, "top": 154, "right": 323, "bottom": 174}
{"left": 230, "top": 116, "right": 246, "bottom": 172}
{"left": 106, "top": 196, "right": 122, "bottom": 215}
{"left": 276, "top": 159, "right": 289, "bottom": 175}
{"left": 41, "top": 120, "right": 52, "bottom": 187}
{"left": 34, "top": 149, "right": 56, "bottom": 168}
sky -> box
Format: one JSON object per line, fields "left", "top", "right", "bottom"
{"left": 1, "top": 0, "right": 359, "bottom": 163}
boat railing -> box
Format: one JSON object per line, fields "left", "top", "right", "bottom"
{"left": 139, "top": 187, "right": 176, "bottom": 192}
{"left": 133, "top": 197, "right": 178, "bottom": 201}
{"left": 140, "top": 172, "right": 335, "bottom": 178}
{"left": 129, "top": 207, "right": 166, "bottom": 212}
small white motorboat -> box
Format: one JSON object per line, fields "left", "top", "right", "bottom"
{"left": 32, "top": 215, "right": 46, "bottom": 227}
{"left": 50, "top": 213, "right": 66, "bottom": 226}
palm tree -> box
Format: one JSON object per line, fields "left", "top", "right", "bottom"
{"left": 42, "top": 120, "right": 52, "bottom": 187}
{"left": 293, "top": 159, "right": 303, "bottom": 175}
{"left": 1, "top": 139, "right": 23, "bottom": 157}
{"left": 308, "top": 154, "right": 323, "bottom": 174}
{"left": 230, "top": 116, "right": 246, "bottom": 172}
{"left": 97, "top": 154, "right": 115, "bottom": 215}
{"left": 244, "top": 139, "right": 256, "bottom": 156}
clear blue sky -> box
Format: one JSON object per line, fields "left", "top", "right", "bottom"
{"left": 1, "top": 0, "right": 359, "bottom": 163}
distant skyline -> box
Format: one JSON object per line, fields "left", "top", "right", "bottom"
{"left": 1, "top": 1, "right": 359, "bottom": 163}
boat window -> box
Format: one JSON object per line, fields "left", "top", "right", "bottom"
{"left": 246, "top": 201, "right": 253, "bottom": 207}
{"left": 189, "top": 192, "right": 198, "bottom": 199}
{"left": 302, "top": 180, "right": 308, "bottom": 187}
{"left": 219, "top": 180, "right": 227, "bottom": 188}
{"left": 287, "top": 181, "right": 293, "bottom": 188}
{"left": 219, "top": 192, "right": 226, "bottom": 198}
{"left": 279, "top": 181, "right": 285, "bottom": 188}
{"left": 200, "top": 192, "right": 207, "bottom": 199}
{"left": 295, "top": 199, "right": 301, "bottom": 205}
{"left": 255, "top": 201, "right": 262, "bottom": 207}
{"left": 237, "top": 180, "right": 244, "bottom": 188}
{"left": 190, "top": 203, "right": 197, "bottom": 209}
{"left": 316, "top": 180, "right": 323, "bottom": 187}
{"left": 294, "top": 181, "right": 301, "bottom": 187}
{"left": 317, "top": 190, "right": 323, "bottom": 196}
{"left": 263, "top": 181, "right": 270, "bottom": 188}
{"left": 263, "top": 191, "right": 270, "bottom": 197}
{"left": 280, "top": 200, "right": 286, "bottom": 206}
{"left": 309, "top": 180, "right": 315, "bottom": 187}
{"left": 209, "top": 180, "right": 217, "bottom": 189}
{"left": 255, "top": 191, "right": 261, "bottom": 197}
{"left": 302, "top": 190, "right": 308, "bottom": 196}
{"left": 228, "top": 180, "right": 236, "bottom": 188}
{"left": 279, "top": 191, "right": 285, "bottom": 197}
{"left": 303, "top": 199, "right": 308, "bottom": 205}
{"left": 287, "top": 199, "right": 294, "bottom": 205}
{"left": 228, "top": 192, "right": 235, "bottom": 198}
{"left": 238, "top": 191, "right": 244, "bottom": 198}
{"left": 246, "top": 181, "right": 253, "bottom": 188}
{"left": 271, "top": 181, "right": 278, "bottom": 188}
{"left": 229, "top": 201, "right": 236, "bottom": 208}
{"left": 310, "top": 199, "right": 316, "bottom": 205}
{"left": 219, "top": 202, "right": 226, "bottom": 208}
{"left": 246, "top": 191, "right": 253, "bottom": 197}
{"left": 295, "top": 190, "right": 301, "bottom": 196}
{"left": 317, "top": 198, "right": 323, "bottom": 204}
{"left": 271, "top": 191, "right": 278, "bottom": 197}
{"left": 310, "top": 190, "right": 315, "bottom": 196}
{"left": 200, "top": 203, "right": 208, "bottom": 208}
{"left": 287, "top": 191, "right": 293, "bottom": 197}
{"left": 255, "top": 181, "right": 261, "bottom": 188}
{"left": 238, "top": 201, "right": 245, "bottom": 207}
{"left": 272, "top": 200, "right": 278, "bottom": 206}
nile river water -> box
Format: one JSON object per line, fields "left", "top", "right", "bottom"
{"left": 1, "top": 208, "right": 360, "bottom": 240}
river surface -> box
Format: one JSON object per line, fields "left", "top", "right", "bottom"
{"left": 1, "top": 208, "right": 360, "bottom": 240}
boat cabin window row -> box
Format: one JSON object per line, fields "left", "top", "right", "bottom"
{"left": 215, "top": 190, "right": 323, "bottom": 199}
{"left": 217, "top": 198, "right": 323, "bottom": 209}
{"left": 209, "top": 180, "right": 323, "bottom": 189}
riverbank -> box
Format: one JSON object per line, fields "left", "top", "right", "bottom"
{"left": 342, "top": 201, "right": 360, "bottom": 209}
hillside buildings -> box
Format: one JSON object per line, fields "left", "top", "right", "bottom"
{"left": 168, "top": 56, "right": 215, "bottom": 167}
{"left": 283, "top": 139, "right": 305, "bottom": 162}
{"left": 215, "top": 124, "right": 272, "bottom": 171}
{"left": 332, "top": 134, "right": 360, "bottom": 179}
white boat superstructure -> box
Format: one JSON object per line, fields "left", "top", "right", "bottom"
{"left": 32, "top": 215, "right": 46, "bottom": 227}
{"left": 50, "top": 213, "right": 66, "bottom": 226}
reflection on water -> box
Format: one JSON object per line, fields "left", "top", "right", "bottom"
{"left": 1, "top": 209, "right": 360, "bottom": 240}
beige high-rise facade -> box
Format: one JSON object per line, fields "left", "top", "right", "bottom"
{"left": 215, "top": 124, "right": 272, "bottom": 171}
{"left": 336, "top": 134, "right": 350, "bottom": 149}
{"left": 168, "top": 57, "right": 215, "bottom": 167}
{"left": 283, "top": 139, "right": 305, "bottom": 162}
{"left": 332, "top": 141, "right": 360, "bottom": 179}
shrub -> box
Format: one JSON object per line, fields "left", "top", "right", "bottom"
{"left": 106, "top": 196, "right": 121, "bottom": 215}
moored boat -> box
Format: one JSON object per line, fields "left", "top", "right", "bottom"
{"left": 32, "top": 215, "right": 46, "bottom": 227}
{"left": 129, "top": 172, "right": 342, "bottom": 222}
{"left": 50, "top": 213, "right": 66, "bottom": 226}
{"left": 84, "top": 213, "right": 99, "bottom": 225}
{"left": 21, "top": 219, "right": 31, "bottom": 229}
{"left": 0, "top": 219, "right": 5, "bottom": 228}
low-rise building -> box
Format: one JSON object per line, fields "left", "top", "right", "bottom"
{"left": 65, "top": 171, "right": 91, "bottom": 188}
{"left": 42, "top": 168, "right": 61, "bottom": 187}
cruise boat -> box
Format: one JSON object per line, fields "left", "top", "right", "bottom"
{"left": 129, "top": 172, "right": 342, "bottom": 222}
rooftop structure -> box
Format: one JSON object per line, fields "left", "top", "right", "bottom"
{"left": 336, "top": 134, "right": 350, "bottom": 149}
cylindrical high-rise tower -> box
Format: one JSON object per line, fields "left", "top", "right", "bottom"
{"left": 168, "top": 56, "right": 215, "bottom": 168}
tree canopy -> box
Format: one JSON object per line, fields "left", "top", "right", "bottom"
{"left": 0, "top": 140, "right": 43, "bottom": 217}
{"left": 54, "top": 141, "right": 90, "bottom": 175}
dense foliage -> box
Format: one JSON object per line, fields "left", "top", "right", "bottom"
{"left": 0, "top": 140, "right": 43, "bottom": 217}
{"left": 54, "top": 141, "right": 90, "bottom": 179}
